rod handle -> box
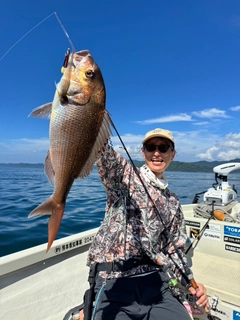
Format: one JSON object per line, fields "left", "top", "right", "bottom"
{"left": 190, "top": 279, "right": 211, "bottom": 314}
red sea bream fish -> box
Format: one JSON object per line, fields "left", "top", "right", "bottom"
{"left": 29, "top": 50, "right": 111, "bottom": 251}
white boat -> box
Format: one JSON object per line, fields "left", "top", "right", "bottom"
{"left": 1, "top": 163, "right": 240, "bottom": 320}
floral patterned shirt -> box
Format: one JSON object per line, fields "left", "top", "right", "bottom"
{"left": 87, "top": 145, "right": 192, "bottom": 284}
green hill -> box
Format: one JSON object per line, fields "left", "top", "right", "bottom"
{"left": 133, "top": 158, "right": 240, "bottom": 172}
{"left": 0, "top": 163, "right": 44, "bottom": 168}
{"left": 1, "top": 158, "right": 240, "bottom": 172}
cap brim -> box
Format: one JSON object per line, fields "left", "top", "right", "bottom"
{"left": 142, "top": 134, "right": 174, "bottom": 145}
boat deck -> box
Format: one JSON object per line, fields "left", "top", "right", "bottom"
{"left": 189, "top": 250, "right": 240, "bottom": 306}
{"left": 0, "top": 231, "right": 96, "bottom": 320}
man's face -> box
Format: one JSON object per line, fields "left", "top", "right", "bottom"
{"left": 141, "top": 137, "right": 176, "bottom": 178}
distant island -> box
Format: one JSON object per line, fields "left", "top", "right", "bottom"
{"left": 0, "top": 163, "right": 44, "bottom": 168}
{"left": 134, "top": 158, "right": 240, "bottom": 172}
{"left": 1, "top": 159, "right": 240, "bottom": 173}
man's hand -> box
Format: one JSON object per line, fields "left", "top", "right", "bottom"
{"left": 79, "top": 309, "right": 84, "bottom": 320}
{"left": 188, "top": 282, "right": 209, "bottom": 309}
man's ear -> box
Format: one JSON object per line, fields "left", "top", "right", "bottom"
{"left": 171, "top": 151, "right": 176, "bottom": 161}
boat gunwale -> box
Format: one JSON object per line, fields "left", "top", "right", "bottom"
{"left": 0, "top": 227, "right": 98, "bottom": 277}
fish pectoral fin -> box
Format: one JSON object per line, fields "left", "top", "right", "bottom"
{"left": 78, "top": 110, "right": 112, "bottom": 178}
{"left": 29, "top": 103, "right": 52, "bottom": 118}
{"left": 45, "top": 151, "right": 55, "bottom": 185}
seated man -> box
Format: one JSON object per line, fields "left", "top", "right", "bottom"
{"left": 83, "top": 128, "right": 209, "bottom": 320}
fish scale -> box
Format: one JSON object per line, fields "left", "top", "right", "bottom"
{"left": 29, "top": 50, "right": 111, "bottom": 251}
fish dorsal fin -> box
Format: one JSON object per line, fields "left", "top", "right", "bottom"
{"left": 29, "top": 103, "right": 52, "bottom": 118}
{"left": 78, "top": 110, "right": 112, "bottom": 178}
{"left": 44, "top": 151, "right": 55, "bottom": 185}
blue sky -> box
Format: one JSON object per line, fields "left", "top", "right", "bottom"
{"left": 1, "top": 0, "right": 240, "bottom": 163}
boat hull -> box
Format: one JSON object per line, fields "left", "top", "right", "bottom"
{"left": 1, "top": 203, "right": 239, "bottom": 320}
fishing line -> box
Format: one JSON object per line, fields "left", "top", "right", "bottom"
{"left": 0, "top": 12, "right": 75, "bottom": 62}
{"left": 54, "top": 12, "right": 76, "bottom": 53}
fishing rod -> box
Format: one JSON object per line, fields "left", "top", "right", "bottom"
{"left": 0, "top": 12, "right": 75, "bottom": 62}
{"left": 185, "top": 201, "right": 215, "bottom": 255}
{"left": 110, "top": 120, "right": 214, "bottom": 319}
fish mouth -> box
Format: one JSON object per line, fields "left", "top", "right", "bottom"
{"left": 74, "top": 50, "right": 91, "bottom": 62}
{"left": 67, "top": 95, "right": 91, "bottom": 106}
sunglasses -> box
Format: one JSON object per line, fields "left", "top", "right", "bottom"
{"left": 144, "top": 144, "right": 172, "bottom": 153}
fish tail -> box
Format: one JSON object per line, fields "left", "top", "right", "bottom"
{"left": 47, "top": 203, "right": 65, "bottom": 252}
{"left": 28, "top": 198, "right": 65, "bottom": 252}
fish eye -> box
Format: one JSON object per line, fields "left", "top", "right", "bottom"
{"left": 85, "top": 69, "right": 94, "bottom": 78}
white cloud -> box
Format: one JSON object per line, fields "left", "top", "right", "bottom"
{"left": 114, "top": 144, "right": 144, "bottom": 161}
{"left": 111, "top": 134, "right": 143, "bottom": 144}
{"left": 137, "top": 113, "right": 192, "bottom": 125}
{"left": 218, "top": 140, "right": 240, "bottom": 148}
{"left": 1, "top": 130, "right": 240, "bottom": 164}
{"left": 196, "top": 132, "right": 240, "bottom": 161}
{"left": 171, "top": 130, "right": 221, "bottom": 161}
{"left": 192, "top": 108, "right": 229, "bottom": 118}
{"left": 115, "top": 130, "right": 240, "bottom": 162}
{"left": 114, "top": 130, "right": 222, "bottom": 162}
{"left": 0, "top": 138, "right": 49, "bottom": 163}
{"left": 225, "top": 132, "right": 240, "bottom": 140}
{"left": 192, "top": 121, "right": 209, "bottom": 126}
{"left": 217, "top": 150, "right": 240, "bottom": 161}
{"left": 197, "top": 146, "right": 220, "bottom": 161}
{"left": 136, "top": 107, "right": 234, "bottom": 127}
{"left": 230, "top": 105, "right": 240, "bottom": 111}
{"left": 111, "top": 134, "right": 144, "bottom": 160}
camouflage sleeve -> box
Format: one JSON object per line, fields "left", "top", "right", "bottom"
{"left": 96, "top": 144, "right": 131, "bottom": 202}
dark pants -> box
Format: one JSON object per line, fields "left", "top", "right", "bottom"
{"left": 92, "top": 271, "right": 191, "bottom": 320}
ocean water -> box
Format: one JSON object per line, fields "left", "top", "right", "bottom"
{"left": 0, "top": 165, "right": 239, "bottom": 257}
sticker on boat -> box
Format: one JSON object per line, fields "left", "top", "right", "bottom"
{"left": 211, "top": 309, "right": 231, "bottom": 320}
{"left": 207, "top": 224, "right": 220, "bottom": 233}
{"left": 210, "top": 308, "right": 230, "bottom": 320}
{"left": 189, "top": 228, "right": 200, "bottom": 238}
{"left": 54, "top": 239, "right": 83, "bottom": 254}
{"left": 224, "top": 236, "right": 240, "bottom": 244}
{"left": 233, "top": 311, "right": 240, "bottom": 320}
{"left": 224, "top": 226, "right": 240, "bottom": 238}
{"left": 225, "top": 244, "right": 240, "bottom": 253}
{"left": 203, "top": 231, "right": 221, "bottom": 241}
{"left": 184, "top": 220, "right": 200, "bottom": 228}
{"left": 54, "top": 235, "right": 96, "bottom": 254}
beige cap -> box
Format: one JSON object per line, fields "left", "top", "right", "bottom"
{"left": 142, "top": 128, "right": 174, "bottom": 145}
